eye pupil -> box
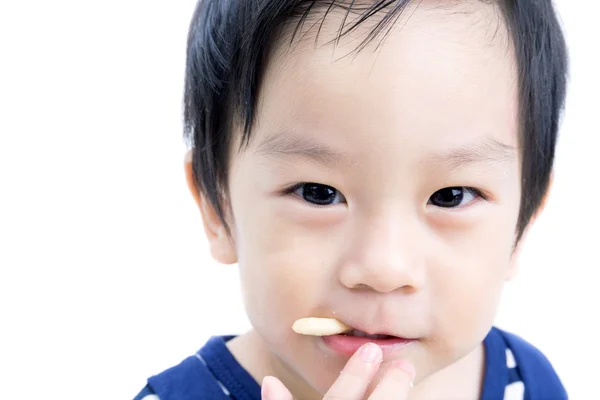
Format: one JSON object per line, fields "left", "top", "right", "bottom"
{"left": 303, "top": 184, "right": 337, "bottom": 205}
{"left": 431, "top": 187, "right": 464, "bottom": 207}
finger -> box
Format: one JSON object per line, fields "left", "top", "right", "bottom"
{"left": 368, "top": 359, "right": 415, "bottom": 400}
{"left": 324, "top": 343, "right": 383, "bottom": 400}
{"left": 262, "top": 376, "right": 293, "bottom": 400}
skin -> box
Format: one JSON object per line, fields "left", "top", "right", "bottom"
{"left": 262, "top": 343, "right": 415, "bottom": 400}
{"left": 185, "top": 1, "right": 543, "bottom": 398}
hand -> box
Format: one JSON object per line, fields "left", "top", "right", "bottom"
{"left": 261, "top": 343, "right": 415, "bottom": 400}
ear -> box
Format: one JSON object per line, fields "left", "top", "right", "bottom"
{"left": 507, "top": 174, "right": 554, "bottom": 281}
{"left": 185, "top": 151, "right": 237, "bottom": 265}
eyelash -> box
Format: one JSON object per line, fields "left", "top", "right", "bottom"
{"left": 282, "top": 182, "right": 307, "bottom": 196}
{"left": 429, "top": 187, "right": 487, "bottom": 208}
{"left": 283, "top": 183, "right": 487, "bottom": 208}
{"left": 466, "top": 187, "right": 486, "bottom": 199}
{"left": 282, "top": 182, "right": 341, "bottom": 200}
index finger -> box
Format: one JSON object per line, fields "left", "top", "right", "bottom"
{"left": 368, "top": 359, "right": 415, "bottom": 400}
{"left": 323, "top": 343, "right": 383, "bottom": 400}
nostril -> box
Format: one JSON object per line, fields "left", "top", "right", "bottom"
{"left": 338, "top": 259, "right": 423, "bottom": 293}
{"left": 349, "top": 283, "right": 371, "bottom": 290}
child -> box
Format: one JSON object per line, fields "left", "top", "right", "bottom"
{"left": 135, "top": 0, "right": 568, "bottom": 398}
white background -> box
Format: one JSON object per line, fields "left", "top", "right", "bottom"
{"left": 0, "top": 1, "right": 598, "bottom": 399}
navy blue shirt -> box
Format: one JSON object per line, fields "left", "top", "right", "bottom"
{"left": 134, "top": 327, "right": 566, "bottom": 400}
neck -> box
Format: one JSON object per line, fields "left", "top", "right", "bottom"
{"left": 408, "top": 343, "right": 485, "bottom": 399}
{"left": 227, "top": 330, "right": 322, "bottom": 399}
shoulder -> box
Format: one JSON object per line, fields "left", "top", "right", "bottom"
{"left": 133, "top": 337, "right": 235, "bottom": 400}
{"left": 493, "top": 327, "right": 568, "bottom": 399}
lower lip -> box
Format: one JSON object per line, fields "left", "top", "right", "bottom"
{"left": 322, "top": 334, "right": 414, "bottom": 357}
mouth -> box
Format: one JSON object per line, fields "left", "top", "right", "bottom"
{"left": 341, "top": 329, "right": 396, "bottom": 340}
{"left": 321, "top": 328, "right": 415, "bottom": 358}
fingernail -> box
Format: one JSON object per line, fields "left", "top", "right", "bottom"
{"left": 261, "top": 376, "right": 272, "bottom": 398}
{"left": 359, "top": 343, "right": 381, "bottom": 362}
{"left": 392, "top": 359, "right": 416, "bottom": 381}
{"left": 260, "top": 376, "right": 274, "bottom": 399}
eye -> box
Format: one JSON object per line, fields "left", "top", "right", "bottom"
{"left": 291, "top": 183, "right": 346, "bottom": 206}
{"left": 428, "top": 187, "right": 483, "bottom": 208}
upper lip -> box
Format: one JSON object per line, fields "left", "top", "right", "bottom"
{"left": 335, "top": 317, "right": 415, "bottom": 339}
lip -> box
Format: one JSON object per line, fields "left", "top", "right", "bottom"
{"left": 321, "top": 334, "right": 415, "bottom": 358}
{"left": 336, "top": 318, "right": 409, "bottom": 339}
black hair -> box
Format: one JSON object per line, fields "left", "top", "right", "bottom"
{"left": 183, "top": 0, "right": 568, "bottom": 242}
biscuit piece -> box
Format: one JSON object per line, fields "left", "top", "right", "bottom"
{"left": 292, "top": 317, "right": 351, "bottom": 336}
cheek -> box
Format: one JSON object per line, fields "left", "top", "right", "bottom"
{"left": 428, "top": 209, "right": 517, "bottom": 357}
{"left": 232, "top": 200, "right": 339, "bottom": 346}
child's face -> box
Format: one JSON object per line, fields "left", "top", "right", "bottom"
{"left": 201, "top": 1, "right": 521, "bottom": 394}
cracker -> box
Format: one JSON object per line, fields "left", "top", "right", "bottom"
{"left": 292, "top": 317, "right": 351, "bottom": 336}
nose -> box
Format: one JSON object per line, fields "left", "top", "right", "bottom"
{"left": 338, "top": 210, "right": 425, "bottom": 293}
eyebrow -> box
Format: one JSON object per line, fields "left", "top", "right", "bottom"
{"left": 256, "top": 131, "right": 517, "bottom": 170}
{"left": 421, "top": 138, "right": 518, "bottom": 171}
{"left": 255, "top": 132, "right": 346, "bottom": 167}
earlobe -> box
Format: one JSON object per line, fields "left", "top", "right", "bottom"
{"left": 185, "top": 151, "right": 202, "bottom": 210}
{"left": 184, "top": 150, "right": 238, "bottom": 265}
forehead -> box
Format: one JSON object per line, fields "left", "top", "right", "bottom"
{"left": 246, "top": 0, "right": 518, "bottom": 161}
